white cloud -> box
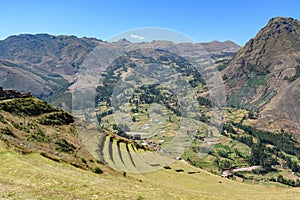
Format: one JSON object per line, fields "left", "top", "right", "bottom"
{"left": 130, "top": 34, "right": 145, "bottom": 40}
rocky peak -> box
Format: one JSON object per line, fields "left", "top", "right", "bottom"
{"left": 226, "top": 17, "right": 300, "bottom": 80}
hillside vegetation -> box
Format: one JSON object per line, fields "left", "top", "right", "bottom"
{"left": 0, "top": 97, "right": 105, "bottom": 172}
{"left": 223, "top": 17, "right": 300, "bottom": 138}
{"left": 91, "top": 46, "right": 300, "bottom": 186}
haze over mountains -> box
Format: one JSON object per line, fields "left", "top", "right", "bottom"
{"left": 0, "top": 34, "right": 240, "bottom": 97}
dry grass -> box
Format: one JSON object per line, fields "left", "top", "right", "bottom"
{"left": 1, "top": 144, "right": 300, "bottom": 200}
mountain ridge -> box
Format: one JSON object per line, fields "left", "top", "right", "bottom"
{"left": 224, "top": 16, "right": 300, "bottom": 139}
{"left": 0, "top": 33, "right": 240, "bottom": 99}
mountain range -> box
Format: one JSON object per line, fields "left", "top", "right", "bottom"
{"left": 0, "top": 34, "right": 239, "bottom": 97}
{"left": 2, "top": 17, "right": 300, "bottom": 141}
{"left": 1, "top": 16, "right": 300, "bottom": 199}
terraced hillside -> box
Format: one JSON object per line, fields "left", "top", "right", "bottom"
{"left": 2, "top": 139, "right": 300, "bottom": 200}
{"left": 98, "top": 134, "right": 173, "bottom": 173}
{"left": 76, "top": 41, "right": 300, "bottom": 187}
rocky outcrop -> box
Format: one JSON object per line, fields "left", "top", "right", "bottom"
{"left": 0, "top": 87, "right": 31, "bottom": 100}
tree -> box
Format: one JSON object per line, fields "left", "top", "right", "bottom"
{"left": 132, "top": 116, "right": 136, "bottom": 122}
{"left": 292, "top": 162, "right": 300, "bottom": 173}
{"left": 277, "top": 174, "right": 284, "bottom": 183}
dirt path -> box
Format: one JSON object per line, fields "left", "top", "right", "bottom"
{"left": 222, "top": 166, "right": 261, "bottom": 177}
{"left": 232, "top": 165, "right": 261, "bottom": 172}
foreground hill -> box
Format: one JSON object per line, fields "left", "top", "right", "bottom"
{"left": 1, "top": 131, "right": 300, "bottom": 200}
{"left": 0, "top": 96, "right": 109, "bottom": 172}
{"left": 1, "top": 135, "right": 300, "bottom": 200}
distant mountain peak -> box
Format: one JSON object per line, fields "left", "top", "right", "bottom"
{"left": 113, "top": 38, "right": 132, "bottom": 46}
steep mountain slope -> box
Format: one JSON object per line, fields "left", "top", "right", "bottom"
{"left": 224, "top": 17, "right": 300, "bottom": 138}
{"left": 0, "top": 34, "right": 98, "bottom": 75}
{"left": 0, "top": 59, "right": 69, "bottom": 96}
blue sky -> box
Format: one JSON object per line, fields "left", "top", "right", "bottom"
{"left": 0, "top": 0, "right": 300, "bottom": 45}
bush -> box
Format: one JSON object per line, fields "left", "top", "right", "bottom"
{"left": 197, "top": 96, "right": 211, "bottom": 107}
{"left": 80, "top": 157, "right": 87, "bottom": 164}
{"left": 0, "top": 127, "right": 15, "bottom": 137}
{"left": 217, "top": 149, "right": 230, "bottom": 158}
{"left": 38, "top": 112, "right": 74, "bottom": 126}
{"left": 55, "top": 139, "right": 75, "bottom": 153}
{"left": 0, "top": 114, "right": 6, "bottom": 123}
{"left": 91, "top": 167, "right": 103, "bottom": 174}
{"left": 27, "top": 128, "right": 51, "bottom": 143}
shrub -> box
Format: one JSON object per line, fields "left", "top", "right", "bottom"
{"left": 80, "top": 157, "right": 87, "bottom": 164}
{"left": 27, "top": 128, "right": 51, "bottom": 143}
{"left": 0, "top": 127, "right": 15, "bottom": 137}
{"left": 0, "top": 114, "right": 6, "bottom": 123}
{"left": 217, "top": 149, "right": 230, "bottom": 158}
{"left": 55, "top": 139, "right": 75, "bottom": 153}
{"left": 38, "top": 112, "right": 74, "bottom": 126}
{"left": 91, "top": 167, "right": 103, "bottom": 174}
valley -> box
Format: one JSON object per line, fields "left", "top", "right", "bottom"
{"left": 0, "top": 15, "right": 300, "bottom": 200}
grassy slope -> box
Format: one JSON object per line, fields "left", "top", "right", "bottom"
{"left": 1, "top": 98, "right": 300, "bottom": 199}
{"left": 1, "top": 142, "right": 300, "bottom": 200}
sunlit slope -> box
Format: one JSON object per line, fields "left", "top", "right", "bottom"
{"left": 1, "top": 140, "right": 300, "bottom": 200}
{"left": 101, "top": 135, "right": 173, "bottom": 173}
